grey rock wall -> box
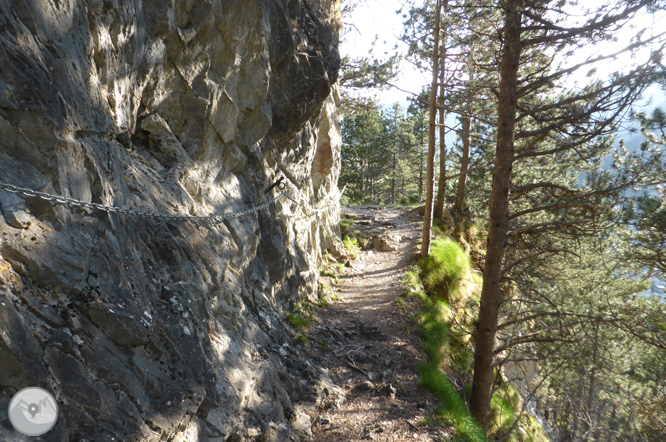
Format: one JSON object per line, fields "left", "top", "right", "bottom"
{"left": 0, "top": 0, "right": 344, "bottom": 440}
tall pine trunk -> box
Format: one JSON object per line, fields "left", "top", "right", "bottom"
{"left": 469, "top": 0, "right": 522, "bottom": 429}
{"left": 418, "top": 146, "right": 425, "bottom": 202}
{"left": 434, "top": 39, "right": 447, "bottom": 219}
{"left": 392, "top": 149, "right": 397, "bottom": 205}
{"left": 455, "top": 69, "right": 473, "bottom": 215}
{"left": 454, "top": 112, "right": 471, "bottom": 215}
{"left": 583, "top": 323, "right": 599, "bottom": 441}
{"left": 421, "top": 0, "right": 443, "bottom": 258}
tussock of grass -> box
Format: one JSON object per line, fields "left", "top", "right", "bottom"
{"left": 287, "top": 311, "right": 311, "bottom": 331}
{"left": 340, "top": 214, "right": 355, "bottom": 229}
{"left": 402, "top": 266, "right": 489, "bottom": 442}
{"left": 418, "top": 312, "right": 488, "bottom": 442}
{"left": 421, "top": 366, "right": 488, "bottom": 442}
{"left": 421, "top": 238, "right": 471, "bottom": 301}
{"left": 343, "top": 236, "right": 360, "bottom": 259}
{"left": 406, "top": 235, "right": 546, "bottom": 442}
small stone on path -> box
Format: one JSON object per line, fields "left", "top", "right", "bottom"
{"left": 353, "top": 380, "right": 374, "bottom": 392}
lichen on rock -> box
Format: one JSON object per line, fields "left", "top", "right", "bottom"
{"left": 0, "top": 0, "right": 344, "bottom": 440}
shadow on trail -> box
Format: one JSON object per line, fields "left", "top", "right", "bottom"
{"left": 308, "top": 206, "right": 443, "bottom": 442}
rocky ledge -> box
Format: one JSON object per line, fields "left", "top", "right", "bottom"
{"left": 0, "top": 0, "right": 344, "bottom": 441}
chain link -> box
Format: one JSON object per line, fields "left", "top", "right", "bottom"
{"left": 0, "top": 181, "right": 343, "bottom": 224}
{"left": 281, "top": 186, "right": 346, "bottom": 214}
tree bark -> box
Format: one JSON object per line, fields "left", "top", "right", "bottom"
{"left": 392, "top": 107, "right": 399, "bottom": 205}
{"left": 418, "top": 160, "right": 424, "bottom": 202}
{"left": 454, "top": 68, "right": 473, "bottom": 216}
{"left": 392, "top": 148, "right": 397, "bottom": 205}
{"left": 434, "top": 38, "right": 447, "bottom": 219}
{"left": 421, "top": 0, "right": 443, "bottom": 258}
{"left": 470, "top": 0, "right": 522, "bottom": 430}
{"left": 454, "top": 112, "right": 471, "bottom": 215}
{"left": 583, "top": 323, "right": 599, "bottom": 441}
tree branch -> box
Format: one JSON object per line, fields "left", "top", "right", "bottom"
{"left": 522, "top": 1, "right": 652, "bottom": 46}
{"left": 509, "top": 203, "right": 595, "bottom": 220}
{"left": 508, "top": 219, "right": 592, "bottom": 237}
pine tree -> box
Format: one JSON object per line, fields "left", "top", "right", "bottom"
{"left": 422, "top": 0, "right": 444, "bottom": 257}
{"left": 469, "top": 0, "right": 666, "bottom": 429}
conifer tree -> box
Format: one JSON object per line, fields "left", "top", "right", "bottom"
{"left": 470, "top": 0, "right": 666, "bottom": 429}
{"left": 422, "top": 0, "right": 444, "bottom": 257}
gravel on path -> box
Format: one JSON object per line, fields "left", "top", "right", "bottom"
{"left": 306, "top": 206, "right": 448, "bottom": 442}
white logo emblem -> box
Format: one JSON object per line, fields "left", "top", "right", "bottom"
{"left": 8, "top": 387, "right": 59, "bottom": 436}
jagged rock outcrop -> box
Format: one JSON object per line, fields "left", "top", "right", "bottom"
{"left": 0, "top": 0, "right": 344, "bottom": 441}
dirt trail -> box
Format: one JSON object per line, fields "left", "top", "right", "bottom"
{"left": 306, "top": 206, "right": 444, "bottom": 442}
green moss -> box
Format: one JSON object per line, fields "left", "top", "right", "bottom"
{"left": 490, "top": 383, "right": 521, "bottom": 431}
{"left": 523, "top": 415, "right": 550, "bottom": 442}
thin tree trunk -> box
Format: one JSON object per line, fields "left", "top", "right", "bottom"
{"left": 454, "top": 112, "right": 471, "bottom": 215}
{"left": 434, "top": 37, "right": 447, "bottom": 219}
{"left": 419, "top": 155, "right": 424, "bottom": 202}
{"left": 392, "top": 149, "right": 396, "bottom": 205}
{"left": 455, "top": 68, "right": 474, "bottom": 216}
{"left": 583, "top": 323, "right": 599, "bottom": 441}
{"left": 469, "top": 0, "right": 522, "bottom": 430}
{"left": 421, "top": 0, "right": 443, "bottom": 258}
{"left": 572, "top": 379, "right": 584, "bottom": 438}
{"left": 359, "top": 161, "right": 364, "bottom": 197}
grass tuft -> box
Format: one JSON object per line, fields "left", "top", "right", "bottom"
{"left": 343, "top": 236, "right": 361, "bottom": 259}
{"left": 421, "top": 238, "right": 471, "bottom": 300}
{"left": 287, "top": 311, "right": 311, "bottom": 331}
{"left": 402, "top": 265, "right": 489, "bottom": 442}
{"left": 407, "top": 234, "right": 546, "bottom": 442}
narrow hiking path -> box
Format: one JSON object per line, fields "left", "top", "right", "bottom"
{"left": 306, "top": 206, "right": 450, "bottom": 442}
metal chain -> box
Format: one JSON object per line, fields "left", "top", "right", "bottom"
{"left": 281, "top": 186, "right": 346, "bottom": 214}
{"left": 0, "top": 181, "right": 343, "bottom": 224}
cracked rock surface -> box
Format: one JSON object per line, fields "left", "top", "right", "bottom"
{"left": 0, "top": 0, "right": 344, "bottom": 441}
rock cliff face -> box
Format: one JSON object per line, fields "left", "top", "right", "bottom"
{"left": 0, "top": 0, "right": 343, "bottom": 441}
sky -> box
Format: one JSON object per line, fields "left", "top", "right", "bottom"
{"left": 340, "top": 0, "right": 666, "bottom": 108}
{"left": 340, "top": 0, "right": 424, "bottom": 104}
